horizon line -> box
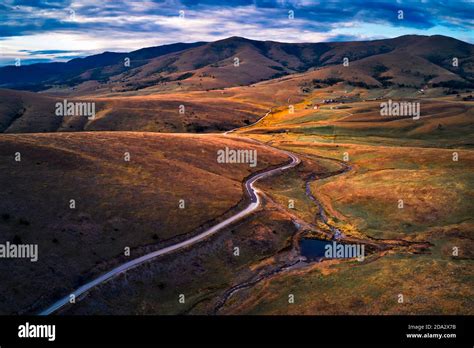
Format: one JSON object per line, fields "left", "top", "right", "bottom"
{"left": 1, "top": 33, "right": 472, "bottom": 68}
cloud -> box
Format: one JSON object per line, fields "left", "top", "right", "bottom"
{"left": 0, "top": 0, "right": 472, "bottom": 65}
{"left": 20, "top": 49, "right": 75, "bottom": 54}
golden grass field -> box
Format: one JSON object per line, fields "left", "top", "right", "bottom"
{"left": 0, "top": 76, "right": 472, "bottom": 315}
{"left": 0, "top": 131, "right": 288, "bottom": 314}
{"left": 57, "top": 128, "right": 474, "bottom": 315}
{"left": 0, "top": 32, "right": 473, "bottom": 318}
{"left": 219, "top": 89, "right": 474, "bottom": 314}
{"left": 224, "top": 136, "right": 473, "bottom": 315}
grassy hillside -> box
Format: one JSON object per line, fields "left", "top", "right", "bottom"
{"left": 0, "top": 89, "right": 268, "bottom": 133}
{"left": 216, "top": 131, "right": 474, "bottom": 315}
{"left": 0, "top": 131, "right": 288, "bottom": 314}
{"left": 1, "top": 35, "right": 472, "bottom": 95}
{"left": 239, "top": 84, "right": 474, "bottom": 148}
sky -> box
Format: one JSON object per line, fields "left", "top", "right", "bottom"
{"left": 0, "top": 0, "right": 473, "bottom": 66}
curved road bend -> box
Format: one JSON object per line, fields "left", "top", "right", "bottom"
{"left": 224, "top": 108, "right": 273, "bottom": 135}
{"left": 39, "top": 147, "right": 300, "bottom": 315}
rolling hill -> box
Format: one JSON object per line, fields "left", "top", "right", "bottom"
{"left": 1, "top": 35, "right": 472, "bottom": 95}
{"left": 0, "top": 88, "right": 268, "bottom": 133}
{"left": 0, "top": 131, "right": 288, "bottom": 314}
{"left": 0, "top": 35, "right": 472, "bottom": 134}
{"left": 0, "top": 42, "right": 206, "bottom": 92}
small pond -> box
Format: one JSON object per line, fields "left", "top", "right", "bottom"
{"left": 299, "top": 238, "right": 332, "bottom": 260}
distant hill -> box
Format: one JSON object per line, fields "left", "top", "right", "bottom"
{"left": 0, "top": 35, "right": 472, "bottom": 95}
{"left": 0, "top": 42, "right": 206, "bottom": 92}
{"left": 0, "top": 88, "right": 266, "bottom": 133}
{"left": 1, "top": 35, "right": 473, "bottom": 134}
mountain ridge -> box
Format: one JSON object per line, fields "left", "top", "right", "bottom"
{"left": 0, "top": 34, "right": 472, "bottom": 95}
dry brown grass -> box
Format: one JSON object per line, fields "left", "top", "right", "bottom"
{"left": 224, "top": 123, "right": 473, "bottom": 315}
{"left": 0, "top": 131, "right": 288, "bottom": 314}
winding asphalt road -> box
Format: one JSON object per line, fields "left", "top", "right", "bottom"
{"left": 39, "top": 135, "right": 300, "bottom": 315}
